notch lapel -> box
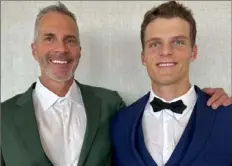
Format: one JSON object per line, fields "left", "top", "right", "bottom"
{"left": 77, "top": 83, "right": 101, "bottom": 166}
{"left": 14, "top": 83, "right": 52, "bottom": 165}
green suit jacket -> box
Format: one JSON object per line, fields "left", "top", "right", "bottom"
{"left": 1, "top": 81, "right": 125, "bottom": 166}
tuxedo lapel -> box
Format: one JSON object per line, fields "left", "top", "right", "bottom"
{"left": 14, "top": 83, "right": 52, "bottom": 165}
{"left": 77, "top": 83, "right": 101, "bottom": 166}
{"left": 130, "top": 92, "right": 152, "bottom": 166}
{"left": 180, "top": 86, "right": 216, "bottom": 166}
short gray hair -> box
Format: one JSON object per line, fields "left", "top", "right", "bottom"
{"left": 33, "top": 1, "right": 80, "bottom": 43}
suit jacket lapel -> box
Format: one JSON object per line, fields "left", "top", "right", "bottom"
{"left": 13, "top": 81, "right": 101, "bottom": 166}
{"left": 130, "top": 92, "right": 152, "bottom": 166}
{"left": 77, "top": 82, "right": 101, "bottom": 166}
{"left": 180, "top": 86, "right": 216, "bottom": 166}
{"left": 14, "top": 83, "right": 52, "bottom": 165}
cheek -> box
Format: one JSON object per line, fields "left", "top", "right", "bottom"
{"left": 175, "top": 55, "right": 192, "bottom": 72}
{"left": 72, "top": 53, "right": 80, "bottom": 62}
{"left": 146, "top": 47, "right": 160, "bottom": 54}
{"left": 70, "top": 47, "right": 81, "bottom": 57}
{"left": 174, "top": 49, "right": 192, "bottom": 60}
{"left": 37, "top": 55, "right": 49, "bottom": 66}
{"left": 143, "top": 49, "right": 159, "bottom": 62}
{"left": 36, "top": 45, "right": 50, "bottom": 56}
{"left": 146, "top": 56, "right": 158, "bottom": 71}
{"left": 182, "top": 55, "right": 192, "bottom": 64}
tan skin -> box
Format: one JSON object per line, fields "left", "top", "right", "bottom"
{"left": 31, "top": 12, "right": 81, "bottom": 97}
{"left": 141, "top": 17, "right": 231, "bottom": 107}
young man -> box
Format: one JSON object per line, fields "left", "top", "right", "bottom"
{"left": 111, "top": 1, "right": 232, "bottom": 166}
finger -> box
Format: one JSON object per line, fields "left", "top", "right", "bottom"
{"left": 203, "top": 88, "right": 215, "bottom": 95}
{"left": 211, "top": 95, "right": 228, "bottom": 109}
{"left": 207, "top": 90, "right": 224, "bottom": 106}
{"left": 222, "top": 97, "right": 232, "bottom": 106}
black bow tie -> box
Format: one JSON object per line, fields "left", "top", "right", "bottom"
{"left": 150, "top": 97, "right": 187, "bottom": 114}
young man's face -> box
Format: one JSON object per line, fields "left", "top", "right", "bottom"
{"left": 142, "top": 17, "right": 197, "bottom": 86}
{"left": 31, "top": 12, "right": 81, "bottom": 82}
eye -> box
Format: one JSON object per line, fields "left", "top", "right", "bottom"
{"left": 44, "top": 36, "right": 53, "bottom": 42}
{"left": 174, "top": 39, "right": 184, "bottom": 46}
{"left": 66, "top": 38, "right": 77, "bottom": 45}
{"left": 149, "top": 41, "right": 160, "bottom": 48}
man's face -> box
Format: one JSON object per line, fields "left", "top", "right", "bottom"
{"left": 142, "top": 17, "right": 197, "bottom": 86}
{"left": 31, "top": 12, "right": 81, "bottom": 82}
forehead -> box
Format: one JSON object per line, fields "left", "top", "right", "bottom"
{"left": 37, "top": 12, "right": 78, "bottom": 37}
{"left": 145, "top": 17, "right": 191, "bottom": 40}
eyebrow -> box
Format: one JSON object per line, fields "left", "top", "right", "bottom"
{"left": 43, "top": 33, "right": 55, "bottom": 37}
{"left": 64, "top": 35, "right": 77, "bottom": 40}
{"left": 172, "top": 35, "right": 188, "bottom": 40}
{"left": 145, "top": 35, "right": 188, "bottom": 44}
{"left": 43, "top": 33, "right": 77, "bottom": 40}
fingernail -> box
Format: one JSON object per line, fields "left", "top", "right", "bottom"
{"left": 212, "top": 104, "right": 217, "bottom": 109}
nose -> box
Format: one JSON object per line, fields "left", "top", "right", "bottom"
{"left": 53, "top": 41, "right": 69, "bottom": 53}
{"left": 160, "top": 43, "right": 172, "bottom": 57}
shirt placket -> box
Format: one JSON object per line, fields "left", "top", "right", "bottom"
{"left": 60, "top": 98, "right": 72, "bottom": 166}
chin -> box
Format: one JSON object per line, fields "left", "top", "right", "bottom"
{"left": 56, "top": 75, "right": 74, "bottom": 82}
{"left": 153, "top": 77, "right": 179, "bottom": 86}
{"left": 46, "top": 72, "right": 74, "bottom": 83}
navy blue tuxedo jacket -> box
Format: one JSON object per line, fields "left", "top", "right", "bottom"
{"left": 111, "top": 86, "right": 232, "bottom": 166}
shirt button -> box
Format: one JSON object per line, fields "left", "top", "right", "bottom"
{"left": 65, "top": 113, "right": 68, "bottom": 118}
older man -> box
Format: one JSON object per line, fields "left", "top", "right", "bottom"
{"left": 1, "top": 2, "right": 125, "bottom": 166}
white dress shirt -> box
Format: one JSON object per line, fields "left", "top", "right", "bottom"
{"left": 32, "top": 78, "right": 87, "bottom": 166}
{"left": 142, "top": 85, "right": 197, "bottom": 166}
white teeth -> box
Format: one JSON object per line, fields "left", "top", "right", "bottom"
{"left": 51, "top": 60, "right": 68, "bottom": 64}
{"left": 158, "top": 63, "right": 175, "bottom": 67}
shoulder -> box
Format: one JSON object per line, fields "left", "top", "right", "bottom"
{"left": 1, "top": 93, "right": 23, "bottom": 112}
{"left": 82, "top": 83, "right": 119, "bottom": 96}
{"left": 79, "top": 82, "right": 124, "bottom": 103}
{"left": 78, "top": 83, "right": 126, "bottom": 115}
{"left": 195, "top": 85, "right": 232, "bottom": 115}
{"left": 1, "top": 93, "right": 24, "bottom": 124}
{"left": 112, "top": 92, "right": 150, "bottom": 125}
{"left": 214, "top": 104, "right": 232, "bottom": 116}
{"left": 1, "top": 82, "right": 35, "bottom": 119}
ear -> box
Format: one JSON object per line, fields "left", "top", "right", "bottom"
{"left": 190, "top": 44, "right": 198, "bottom": 61}
{"left": 31, "top": 43, "right": 38, "bottom": 61}
{"left": 141, "top": 50, "right": 147, "bottom": 66}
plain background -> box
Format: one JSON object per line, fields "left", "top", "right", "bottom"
{"left": 1, "top": 1, "right": 231, "bottom": 104}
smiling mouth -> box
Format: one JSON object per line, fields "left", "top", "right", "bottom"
{"left": 156, "top": 62, "right": 177, "bottom": 67}
{"left": 50, "top": 60, "right": 69, "bottom": 64}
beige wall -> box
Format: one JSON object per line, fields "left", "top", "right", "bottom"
{"left": 1, "top": 1, "right": 231, "bottom": 104}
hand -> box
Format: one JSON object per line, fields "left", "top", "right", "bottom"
{"left": 203, "top": 88, "right": 232, "bottom": 109}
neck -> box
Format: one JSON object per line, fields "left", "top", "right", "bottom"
{"left": 39, "top": 75, "right": 74, "bottom": 97}
{"left": 151, "top": 79, "right": 191, "bottom": 101}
